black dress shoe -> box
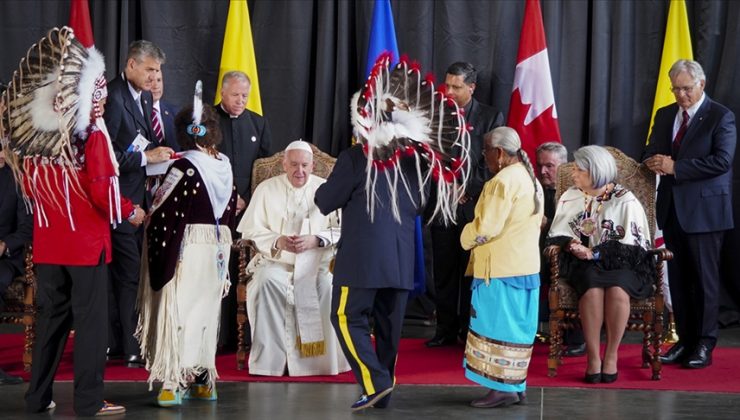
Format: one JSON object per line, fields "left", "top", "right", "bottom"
{"left": 126, "top": 354, "right": 145, "bottom": 368}
{"left": 601, "top": 371, "right": 618, "bottom": 383}
{"left": 682, "top": 344, "right": 712, "bottom": 369}
{"left": 0, "top": 369, "right": 23, "bottom": 385}
{"left": 584, "top": 372, "right": 602, "bottom": 384}
{"left": 659, "top": 343, "right": 688, "bottom": 364}
{"left": 564, "top": 343, "right": 587, "bottom": 357}
{"left": 470, "top": 390, "right": 520, "bottom": 408}
{"left": 425, "top": 335, "right": 457, "bottom": 348}
{"left": 106, "top": 348, "right": 124, "bottom": 361}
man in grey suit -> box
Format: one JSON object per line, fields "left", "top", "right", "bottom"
{"left": 644, "top": 59, "right": 737, "bottom": 369}
{"left": 104, "top": 40, "right": 174, "bottom": 367}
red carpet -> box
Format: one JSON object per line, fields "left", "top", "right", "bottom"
{"left": 2, "top": 334, "right": 739, "bottom": 393}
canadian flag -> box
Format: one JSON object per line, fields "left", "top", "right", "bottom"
{"left": 69, "top": 0, "right": 95, "bottom": 48}
{"left": 507, "top": 0, "right": 561, "bottom": 162}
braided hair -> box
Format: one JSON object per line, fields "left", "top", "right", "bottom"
{"left": 486, "top": 126, "right": 541, "bottom": 215}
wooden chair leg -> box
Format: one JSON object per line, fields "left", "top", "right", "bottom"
{"left": 236, "top": 280, "right": 247, "bottom": 371}
{"left": 548, "top": 312, "right": 564, "bottom": 377}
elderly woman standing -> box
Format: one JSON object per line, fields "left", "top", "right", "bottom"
{"left": 461, "top": 126, "right": 543, "bottom": 408}
{"left": 547, "top": 145, "right": 653, "bottom": 384}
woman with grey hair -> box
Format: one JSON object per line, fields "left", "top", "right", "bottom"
{"left": 460, "top": 126, "right": 543, "bottom": 408}
{"left": 547, "top": 145, "right": 654, "bottom": 384}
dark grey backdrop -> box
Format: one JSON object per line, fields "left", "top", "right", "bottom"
{"left": 2, "top": 0, "right": 740, "bottom": 313}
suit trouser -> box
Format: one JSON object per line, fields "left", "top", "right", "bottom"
{"left": 25, "top": 259, "right": 108, "bottom": 416}
{"left": 109, "top": 229, "right": 142, "bottom": 356}
{"left": 331, "top": 286, "right": 408, "bottom": 396}
{"left": 663, "top": 203, "right": 724, "bottom": 349}
{"left": 431, "top": 224, "right": 471, "bottom": 339}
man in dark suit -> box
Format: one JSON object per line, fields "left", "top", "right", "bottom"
{"left": 644, "top": 59, "right": 737, "bottom": 369}
{"left": 150, "top": 73, "right": 180, "bottom": 152}
{"left": 315, "top": 145, "right": 426, "bottom": 411}
{"left": 426, "top": 62, "right": 504, "bottom": 347}
{"left": 104, "top": 40, "right": 174, "bottom": 367}
{"left": 0, "top": 148, "right": 32, "bottom": 385}
{"left": 215, "top": 70, "right": 272, "bottom": 350}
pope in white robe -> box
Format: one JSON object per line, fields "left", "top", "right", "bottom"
{"left": 237, "top": 140, "right": 350, "bottom": 376}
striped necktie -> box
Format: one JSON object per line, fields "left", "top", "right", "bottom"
{"left": 152, "top": 107, "right": 164, "bottom": 144}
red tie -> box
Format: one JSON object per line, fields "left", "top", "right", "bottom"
{"left": 152, "top": 107, "right": 164, "bottom": 144}
{"left": 672, "top": 110, "right": 689, "bottom": 156}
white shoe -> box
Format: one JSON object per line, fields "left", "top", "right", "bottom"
{"left": 46, "top": 401, "right": 56, "bottom": 411}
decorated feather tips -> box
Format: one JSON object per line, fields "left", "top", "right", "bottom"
{"left": 187, "top": 80, "right": 206, "bottom": 137}
{"left": 350, "top": 53, "right": 472, "bottom": 225}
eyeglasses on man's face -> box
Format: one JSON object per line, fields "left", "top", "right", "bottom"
{"left": 670, "top": 81, "right": 699, "bottom": 95}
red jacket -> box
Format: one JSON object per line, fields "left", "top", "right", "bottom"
{"left": 25, "top": 127, "right": 134, "bottom": 266}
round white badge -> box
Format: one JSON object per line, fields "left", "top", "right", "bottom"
{"left": 251, "top": 136, "right": 257, "bottom": 142}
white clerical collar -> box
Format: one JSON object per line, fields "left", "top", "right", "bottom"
{"left": 220, "top": 103, "right": 241, "bottom": 119}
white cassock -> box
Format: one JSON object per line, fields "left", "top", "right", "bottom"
{"left": 237, "top": 174, "right": 350, "bottom": 376}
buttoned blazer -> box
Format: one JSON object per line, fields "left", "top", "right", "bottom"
{"left": 104, "top": 75, "right": 156, "bottom": 221}
{"left": 644, "top": 96, "right": 736, "bottom": 233}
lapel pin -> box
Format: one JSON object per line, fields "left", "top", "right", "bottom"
{"left": 251, "top": 136, "right": 257, "bottom": 142}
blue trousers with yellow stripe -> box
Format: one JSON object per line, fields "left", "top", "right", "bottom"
{"left": 331, "top": 286, "right": 408, "bottom": 396}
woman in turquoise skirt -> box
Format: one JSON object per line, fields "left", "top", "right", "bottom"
{"left": 460, "top": 126, "right": 544, "bottom": 408}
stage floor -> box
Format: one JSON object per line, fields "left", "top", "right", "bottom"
{"left": 2, "top": 323, "right": 740, "bottom": 418}
{"left": 2, "top": 381, "right": 740, "bottom": 419}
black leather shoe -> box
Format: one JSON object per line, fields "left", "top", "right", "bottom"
{"left": 564, "top": 343, "right": 587, "bottom": 357}
{"left": 584, "top": 372, "right": 602, "bottom": 384}
{"left": 682, "top": 344, "right": 712, "bottom": 369}
{"left": 659, "top": 343, "right": 688, "bottom": 364}
{"left": 0, "top": 368, "right": 23, "bottom": 385}
{"left": 425, "top": 335, "right": 457, "bottom": 348}
{"left": 126, "top": 354, "right": 145, "bottom": 368}
{"left": 601, "top": 371, "right": 618, "bottom": 383}
{"left": 470, "top": 390, "right": 520, "bottom": 408}
{"left": 106, "top": 348, "right": 123, "bottom": 361}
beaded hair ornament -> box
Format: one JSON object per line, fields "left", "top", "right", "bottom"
{"left": 186, "top": 80, "right": 207, "bottom": 137}
{"left": 351, "top": 53, "right": 472, "bottom": 224}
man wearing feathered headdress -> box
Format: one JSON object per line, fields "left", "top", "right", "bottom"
{"left": 1, "top": 27, "right": 143, "bottom": 416}
{"left": 315, "top": 54, "right": 471, "bottom": 411}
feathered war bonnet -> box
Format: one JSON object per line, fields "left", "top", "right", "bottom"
{"left": 351, "top": 53, "right": 472, "bottom": 225}
{"left": 0, "top": 26, "right": 113, "bottom": 224}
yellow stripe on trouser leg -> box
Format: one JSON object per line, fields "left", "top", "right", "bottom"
{"left": 337, "top": 286, "right": 375, "bottom": 395}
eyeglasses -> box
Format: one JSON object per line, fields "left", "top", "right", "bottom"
{"left": 670, "top": 81, "right": 699, "bottom": 95}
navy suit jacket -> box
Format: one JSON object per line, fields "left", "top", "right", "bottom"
{"left": 158, "top": 100, "right": 180, "bottom": 152}
{"left": 0, "top": 166, "right": 32, "bottom": 274}
{"left": 644, "top": 96, "right": 736, "bottom": 233}
{"left": 104, "top": 75, "right": 156, "bottom": 222}
{"left": 315, "top": 145, "right": 427, "bottom": 290}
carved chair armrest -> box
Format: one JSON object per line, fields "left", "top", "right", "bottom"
{"left": 647, "top": 248, "right": 673, "bottom": 262}
{"left": 231, "top": 239, "right": 257, "bottom": 286}
{"left": 544, "top": 244, "right": 562, "bottom": 288}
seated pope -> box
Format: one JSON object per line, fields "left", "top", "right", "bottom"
{"left": 237, "top": 140, "right": 350, "bottom": 376}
